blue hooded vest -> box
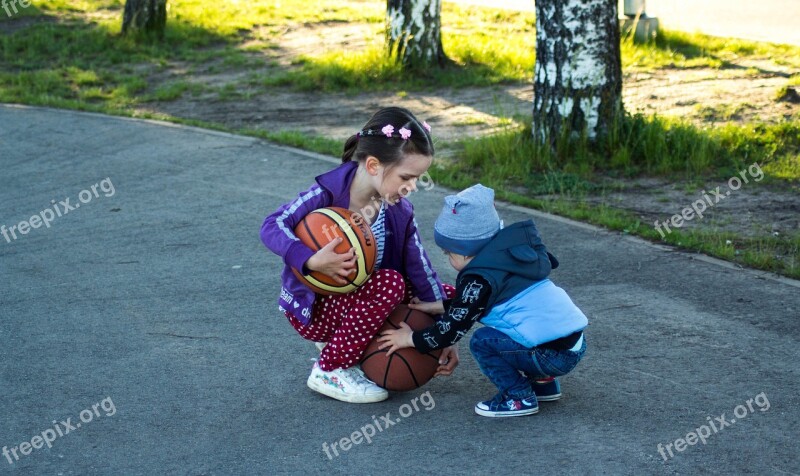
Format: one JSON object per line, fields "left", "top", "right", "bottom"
{"left": 460, "top": 220, "right": 588, "bottom": 348}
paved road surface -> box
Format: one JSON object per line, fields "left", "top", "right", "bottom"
{"left": 1, "top": 105, "right": 799, "bottom": 474}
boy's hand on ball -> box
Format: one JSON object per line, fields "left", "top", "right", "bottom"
{"left": 305, "top": 237, "right": 358, "bottom": 284}
{"left": 435, "top": 346, "right": 459, "bottom": 377}
{"left": 407, "top": 298, "right": 445, "bottom": 315}
{"left": 377, "top": 322, "right": 414, "bottom": 356}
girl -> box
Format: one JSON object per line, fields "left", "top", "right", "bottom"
{"left": 260, "top": 107, "right": 457, "bottom": 404}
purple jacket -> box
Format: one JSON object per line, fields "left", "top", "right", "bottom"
{"left": 260, "top": 161, "right": 445, "bottom": 325}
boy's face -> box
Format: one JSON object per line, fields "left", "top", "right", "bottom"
{"left": 444, "top": 251, "right": 472, "bottom": 271}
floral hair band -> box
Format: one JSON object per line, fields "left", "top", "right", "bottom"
{"left": 357, "top": 121, "right": 432, "bottom": 140}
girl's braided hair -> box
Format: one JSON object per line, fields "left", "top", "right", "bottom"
{"left": 341, "top": 107, "right": 434, "bottom": 165}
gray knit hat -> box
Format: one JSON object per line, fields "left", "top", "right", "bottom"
{"left": 434, "top": 184, "right": 501, "bottom": 256}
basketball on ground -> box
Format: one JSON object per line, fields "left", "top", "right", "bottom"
{"left": 360, "top": 304, "right": 442, "bottom": 391}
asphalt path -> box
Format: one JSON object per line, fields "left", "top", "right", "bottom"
{"left": 1, "top": 105, "right": 799, "bottom": 475}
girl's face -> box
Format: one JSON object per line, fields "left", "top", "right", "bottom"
{"left": 368, "top": 153, "right": 432, "bottom": 205}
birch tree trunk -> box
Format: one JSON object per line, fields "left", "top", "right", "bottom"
{"left": 122, "top": 0, "right": 167, "bottom": 39}
{"left": 533, "top": 0, "right": 622, "bottom": 143}
{"left": 386, "top": 0, "right": 447, "bottom": 69}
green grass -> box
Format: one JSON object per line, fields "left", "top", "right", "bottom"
{"left": 427, "top": 167, "right": 800, "bottom": 279}
{"left": 440, "top": 115, "right": 800, "bottom": 181}
{"left": 4, "top": 0, "right": 800, "bottom": 104}
{"left": 424, "top": 116, "right": 800, "bottom": 278}
{"left": 623, "top": 28, "right": 800, "bottom": 71}
{"left": 255, "top": 7, "right": 800, "bottom": 91}
{"left": 424, "top": 155, "right": 799, "bottom": 280}
{"left": 695, "top": 103, "right": 754, "bottom": 122}
{"left": 142, "top": 80, "right": 207, "bottom": 101}
{"left": 244, "top": 129, "right": 343, "bottom": 157}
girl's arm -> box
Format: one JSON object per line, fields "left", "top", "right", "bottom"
{"left": 260, "top": 185, "right": 330, "bottom": 273}
{"left": 403, "top": 214, "right": 446, "bottom": 303}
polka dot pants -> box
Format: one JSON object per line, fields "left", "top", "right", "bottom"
{"left": 285, "top": 269, "right": 455, "bottom": 371}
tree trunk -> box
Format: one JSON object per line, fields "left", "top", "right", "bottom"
{"left": 122, "top": 0, "right": 167, "bottom": 39}
{"left": 386, "top": 0, "right": 447, "bottom": 69}
{"left": 532, "top": 0, "right": 622, "bottom": 143}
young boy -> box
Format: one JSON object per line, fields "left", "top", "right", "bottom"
{"left": 378, "top": 184, "right": 588, "bottom": 417}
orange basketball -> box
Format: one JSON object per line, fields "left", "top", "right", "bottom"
{"left": 292, "top": 207, "right": 377, "bottom": 295}
{"left": 360, "top": 305, "right": 443, "bottom": 391}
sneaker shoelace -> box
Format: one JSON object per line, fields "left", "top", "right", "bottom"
{"left": 344, "top": 367, "right": 374, "bottom": 386}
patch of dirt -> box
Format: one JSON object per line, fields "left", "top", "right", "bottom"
{"left": 623, "top": 65, "right": 799, "bottom": 124}
{"left": 0, "top": 13, "right": 60, "bottom": 35}
{"left": 253, "top": 22, "right": 380, "bottom": 65}
{"left": 149, "top": 85, "right": 522, "bottom": 142}
{"left": 586, "top": 177, "right": 800, "bottom": 239}
{"left": 140, "top": 21, "right": 800, "bottom": 139}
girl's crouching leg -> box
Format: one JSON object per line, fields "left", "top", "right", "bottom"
{"left": 317, "top": 269, "right": 405, "bottom": 371}
{"left": 354, "top": 268, "right": 405, "bottom": 308}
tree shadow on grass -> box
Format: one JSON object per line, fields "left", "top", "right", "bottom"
{"left": 0, "top": 8, "right": 258, "bottom": 109}
{"left": 639, "top": 28, "right": 800, "bottom": 73}
{"left": 262, "top": 50, "right": 518, "bottom": 92}
{"left": 652, "top": 30, "right": 716, "bottom": 60}
{"left": 1, "top": 11, "right": 237, "bottom": 68}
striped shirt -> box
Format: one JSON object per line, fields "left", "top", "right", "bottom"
{"left": 371, "top": 203, "right": 386, "bottom": 268}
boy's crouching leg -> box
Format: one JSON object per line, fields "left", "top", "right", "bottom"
{"left": 469, "top": 328, "right": 537, "bottom": 398}
{"left": 531, "top": 334, "right": 587, "bottom": 402}
{"left": 470, "top": 328, "right": 541, "bottom": 417}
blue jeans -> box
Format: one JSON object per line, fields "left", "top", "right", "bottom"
{"left": 469, "top": 327, "right": 587, "bottom": 400}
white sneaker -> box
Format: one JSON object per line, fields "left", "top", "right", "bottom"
{"left": 307, "top": 362, "right": 388, "bottom": 403}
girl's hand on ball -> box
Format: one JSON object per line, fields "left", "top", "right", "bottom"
{"left": 376, "top": 322, "right": 414, "bottom": 356}
{"left": 305, "top": 237, "right": 357, "bottom": 284}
